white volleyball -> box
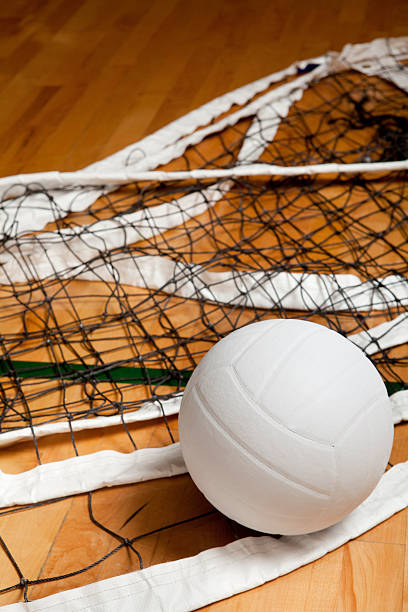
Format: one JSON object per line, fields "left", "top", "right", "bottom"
{"left": 179, "top": 319, "right": 394, "bottom": 535}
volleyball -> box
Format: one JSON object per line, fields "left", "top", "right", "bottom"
{"left": 179, "top": 319, "right": 394, "bottom": 535}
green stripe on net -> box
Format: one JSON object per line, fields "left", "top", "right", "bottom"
{"left": 0, "top": 360, "right": 193, "bottom": 387}
{"left": 384, "top": 381, "right": 406, "bottom": 396}
{"left": 0, "top": 360, "right": 404, "bottom": 395}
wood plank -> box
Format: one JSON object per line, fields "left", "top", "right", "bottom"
{"left": 203, "top": 548, "right": 345, "bottom": 611}
{"left": 336, "top": 541, "right": 404, "bottom": 612}
{"left": 404, "top": 516, "right": 408, "bottom": 612}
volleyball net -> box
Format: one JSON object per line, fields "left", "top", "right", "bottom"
{"left": 0, "top": 36, "right": 408, "bottom": 610}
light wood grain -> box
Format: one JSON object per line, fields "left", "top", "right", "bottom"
{"left": 0, "top": 1, "right": 407, "bottom": 610}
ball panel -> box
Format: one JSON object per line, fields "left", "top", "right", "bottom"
{"left": 233, "top": 319, "right": 320, "bottom": 407}
{"left": 334, "top": 396, "right": 394, "bottom": 518}
{"left": 194, "top": 365, "right": 336, "bottom": 495}
{"left": 234, "top": 321, "right": 356, "bottom": 429}
{"left": 180, "top": 383, "right": 335, "bottom": 535}
{"left": 284, "top": 350, "right": 388, "bottom": 444}
{"left": 231, "top": 319, "right": 389, "bottom": 444}
{"left": 192, "top": 319, "right": 277, "bottom": 381}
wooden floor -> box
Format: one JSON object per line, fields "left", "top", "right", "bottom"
{"left": 0, "top": 0, "right": 407, "bottom": 610}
